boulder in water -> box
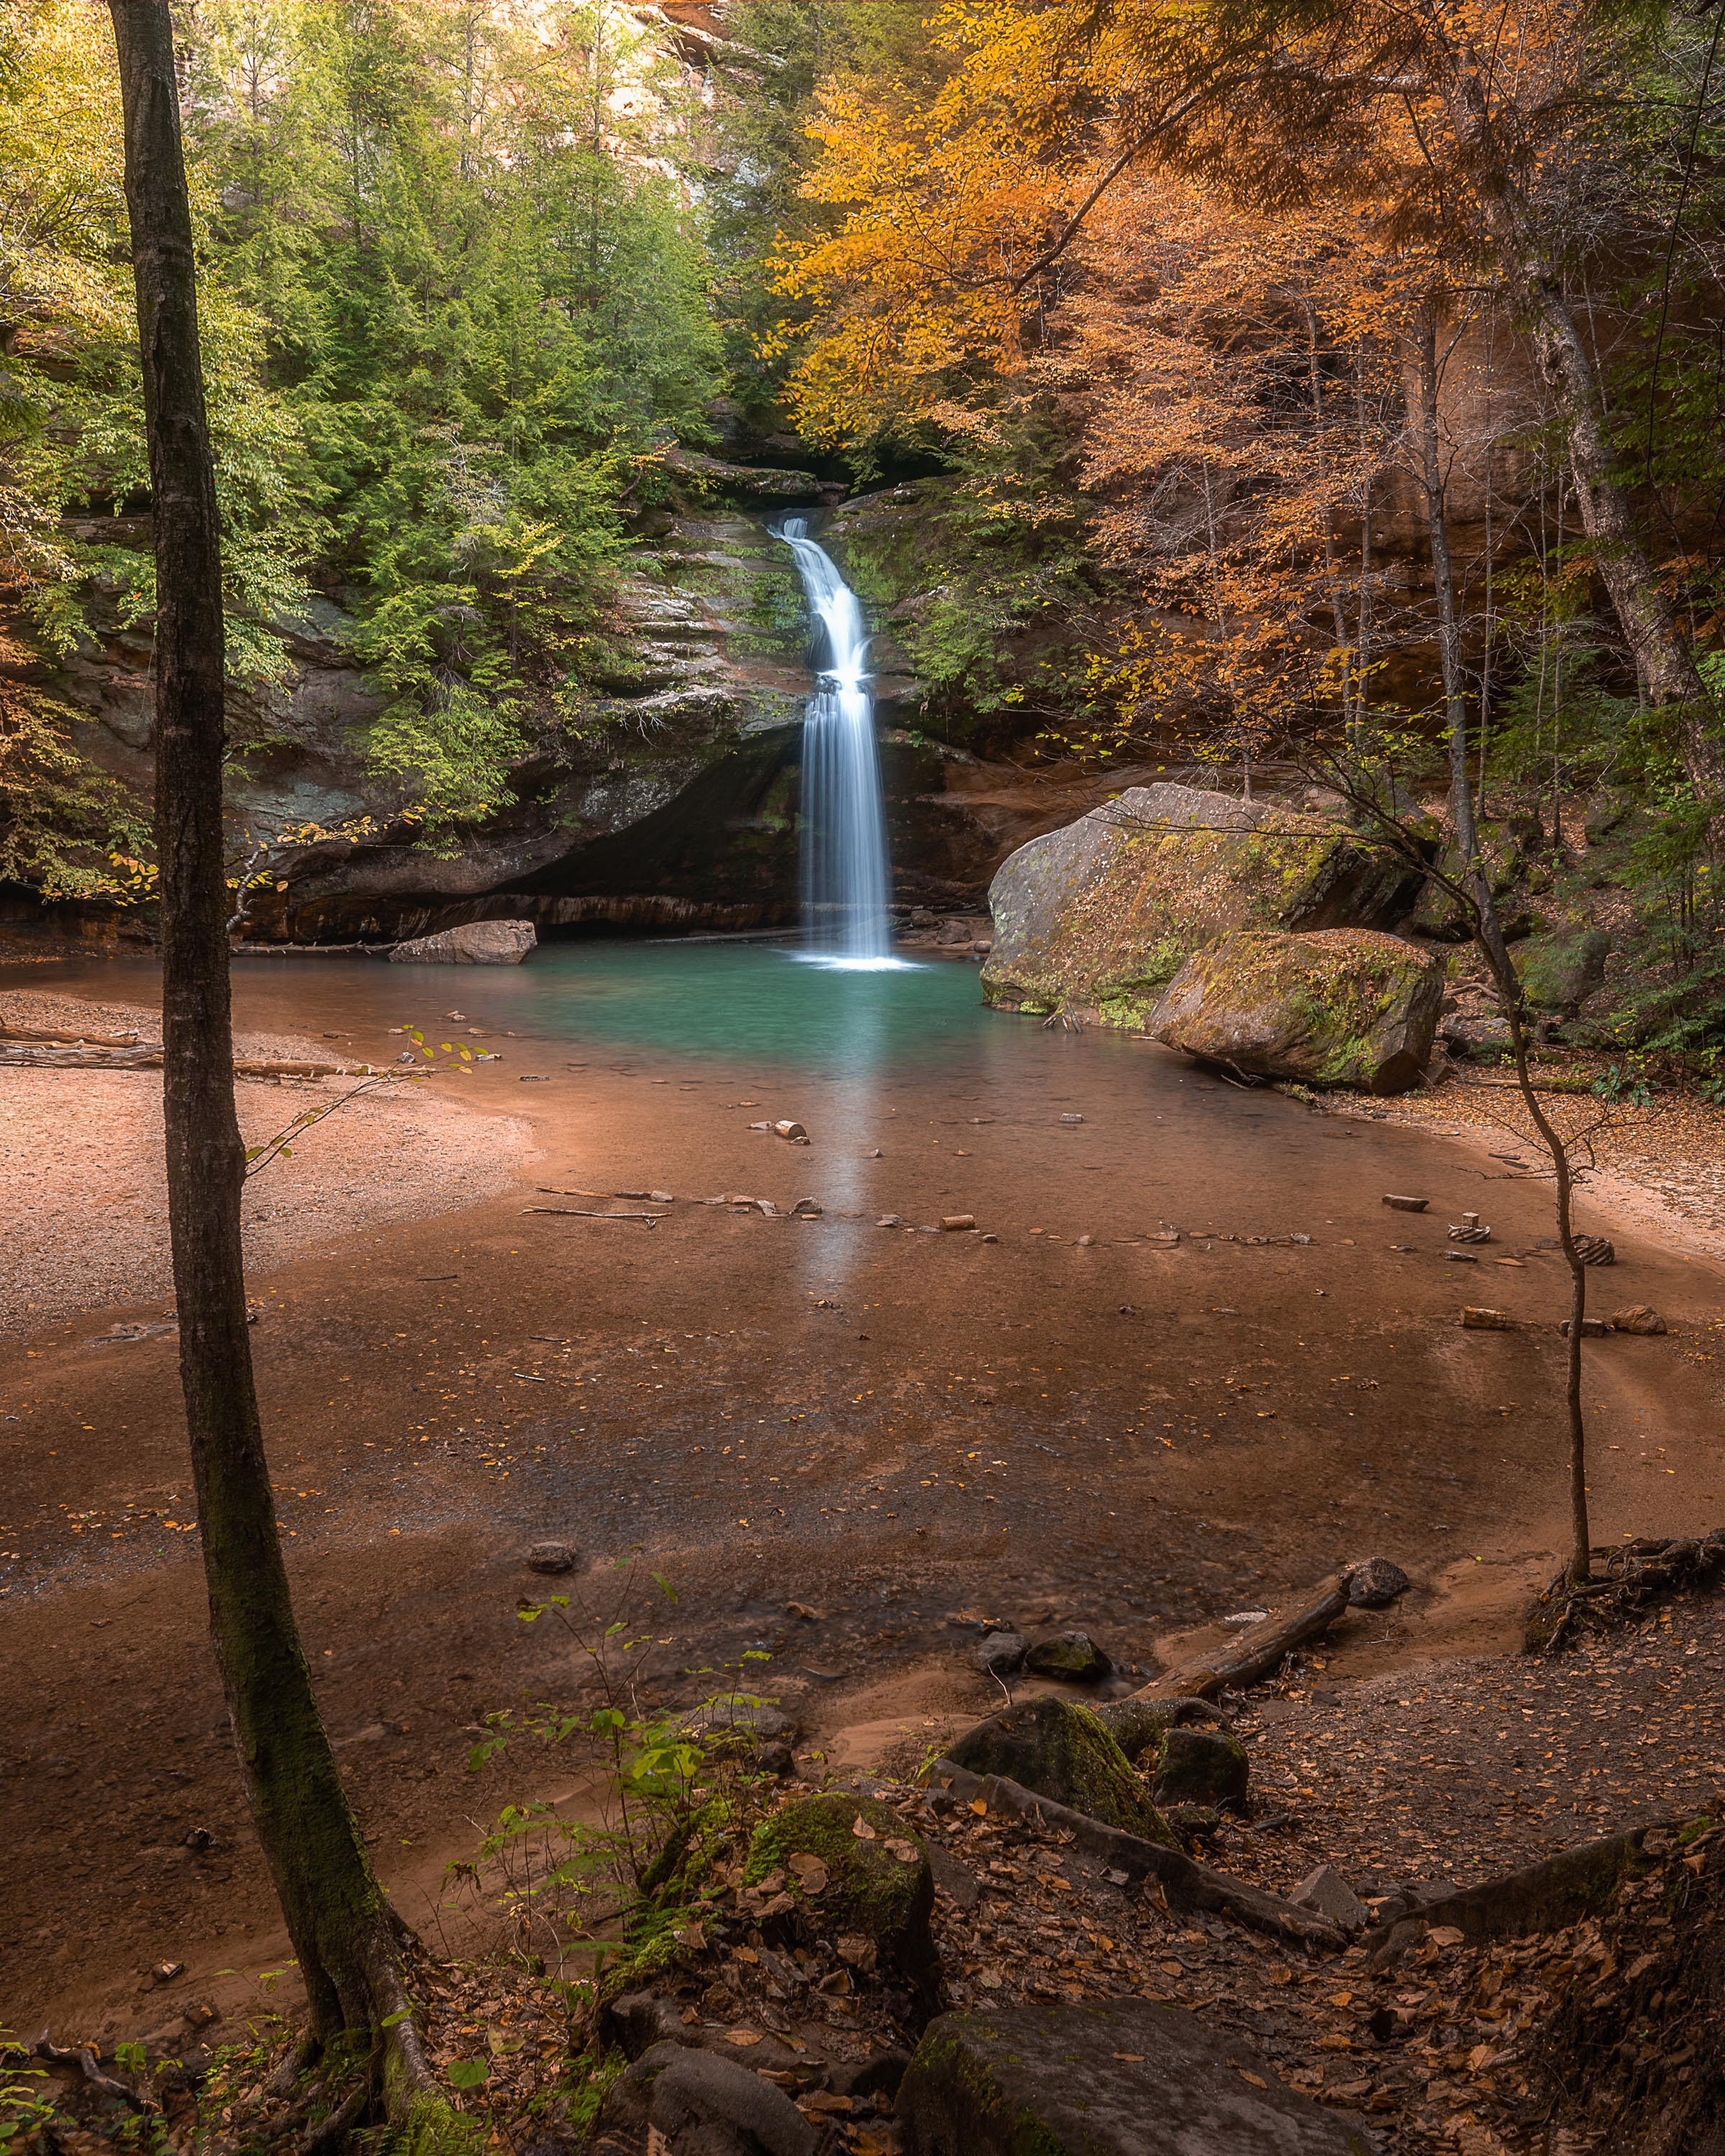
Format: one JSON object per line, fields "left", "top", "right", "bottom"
{"left": 982, "top": 782, "right": 1417, "bottom": 1028}
{"left": 389, "top": 920, "right": 535, "bottom": 965}
{"left": 1149, "top": 928, "right": 1443, "bottom": 1094}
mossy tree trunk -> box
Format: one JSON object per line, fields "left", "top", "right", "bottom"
{"left": 108, "top": 4, "right": 470, "bottom": 2128}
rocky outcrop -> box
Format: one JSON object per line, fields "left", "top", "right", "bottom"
{"left": 744, "top": 1793, "right": 942, "bottom": 2014}
{"left": 1149, "top": 929, "right": 1444, "bottom": 1094}
{"left": 387, "top": 920, "right": 535, "bottom": 964}
{"left": 982, "top": 783, "right": 1420, "bottom": 1028}
{"left": 896, "top": 1998, "right": 1376, "bottom": 2156}
{"left": 946, "top": 1700, "right": 1177, "bottom": 1846}
{"left": 1515, "top": 925, "right": 1611, "bottom": 1014}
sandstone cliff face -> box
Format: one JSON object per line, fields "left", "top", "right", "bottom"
{"left": 23, "top": 484, "right": 1129, "bottom": 945}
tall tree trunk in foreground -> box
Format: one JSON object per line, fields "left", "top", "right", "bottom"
{"left": 109, "top": 4, "right": 462, "bottom": 2117}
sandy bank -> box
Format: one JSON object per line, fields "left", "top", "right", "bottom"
{"left": 1, "top": 986, "right": 537, "bottom": 1337}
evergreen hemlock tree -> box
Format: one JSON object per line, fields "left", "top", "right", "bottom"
{"left": 106, "top": 5, "right": 475, "bottom": 2135}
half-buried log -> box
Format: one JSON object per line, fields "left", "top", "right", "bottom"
{"left": 926, "top": 1760, "right": 1343, "bottom": 1950}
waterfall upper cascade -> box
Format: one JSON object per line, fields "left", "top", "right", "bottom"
{"left": 775, "top": 515, "right": 900, "bottom": 968}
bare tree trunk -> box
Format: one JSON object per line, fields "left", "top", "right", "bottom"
{"left": 1446, "top": 68, "right": 1724, "bottom": 802}
{"left": 109, "top": 5, "right": 461, "bottom": 2112}
{"left": 1414, "top": 305, "right": 1513, "bottom": 980}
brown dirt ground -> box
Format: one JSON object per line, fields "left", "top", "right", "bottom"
{"left": 4, "top": 956, "right": 1724, "bottom": 2113}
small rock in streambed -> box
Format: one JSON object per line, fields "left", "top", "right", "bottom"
{"left": 1611, "top": 1304, "right": 1667, "bottom": 1335}
{"left": 525, "top": 1541, "right": 577, "bottom": 1574}
{"left": 1344, "top": 1554, "right": 1409, "bottom": 1608}
{"left": 1382, "top": 1192, "right": 1429, "bottom": 1212}
{"left": 1024, "top": 1629, "right": 1111, "bottom": 1682}
{"left": 791, "top": 1197, "right": 822, "bottom": 1217}
{"left": 1290, "top": 1862, "right": 1370, "bottom": 1932}
{"left": 975, "top": 1631, "right": 1027, "bottom": 1677}
{"left": 875, "top": 1213, "right": 901, "bottom": 1227}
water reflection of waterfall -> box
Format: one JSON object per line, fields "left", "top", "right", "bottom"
{"left": 774, "top": 515, "right": 898, "bottom": 969}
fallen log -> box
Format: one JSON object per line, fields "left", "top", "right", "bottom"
{"left": 0, "top": 1043, "right": 387, "bottom": 1079}
{"left": 1131, "top": 1577, "right": 1351, "bottom": 1703}
{"left": 927, "top": 1759, "right": 1343, "bottom": 1951}
{"left": 0, "top": 1023, "right": 144, "bottom": 1048}
{"left": 1366, "top": 1823, "right": 1672, "bottom": 1967}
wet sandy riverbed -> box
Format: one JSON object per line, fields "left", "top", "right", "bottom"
{"left": 3, "top": 941, "right": 1721, "bottom": 2041}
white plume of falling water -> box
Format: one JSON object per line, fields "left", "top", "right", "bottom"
{"left": 775, "top": 515, "right": 902, "bottom": 969}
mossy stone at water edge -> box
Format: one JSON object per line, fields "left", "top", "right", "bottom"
{"left": 745, "top": 1793, "right": 940, "bottom": 2007}
{"left": 945, "top": 1699, "right": 1177, "bottom": 1847}
{"left": 896, "top": 1998, "right": 1377, "bottom": 2155}
{"left": 1150, "top": 927, "right": 1443, "bottom": 1094}
{"left": 982, "top": 782, "right": 1418, "bottom": 1029}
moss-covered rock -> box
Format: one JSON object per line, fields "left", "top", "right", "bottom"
{"left": 1021, "top": 1631, "right": 1110, "bottom": 1682}
{"left": 945, "top": 1700, "right": 1177, "bottom": 1846}
{"left": 745, "top": 1793, "right": 941, "bottom": 2012}
{"left": 1515, "top": 926, "right": 1611, "bottom": 1014}
{"left": 1149, "top": 926, "right": 1443, "bottom": 1094}
{"left": 981, "top": 783, "right": 1419, "bottom": 1028}
{"left": 896, "top": 1999, "right": 1375, "bottom": 2155}
{"left": 1150, "top": 1726, "right": 1250, "bottom": 1812}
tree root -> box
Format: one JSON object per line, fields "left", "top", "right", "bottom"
{"left": 300, "top": 2076, "right": 372, "bottom": 2156}
{"left": 1525, "top": 1530, "right": 1725, "bottom": 1654}
{"left": 34, "top": 2035, "right": 153, "bottom": 2114}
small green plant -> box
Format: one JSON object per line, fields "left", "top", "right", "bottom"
{"left": 448, "top": 1558, "right": 784, "bottom": 2033}
{"left": 1591, "top": 1062, "right": 1655, "bottom": 1107}
{"left": 0, "top": 2034, "right": 56, "bottom": 2150}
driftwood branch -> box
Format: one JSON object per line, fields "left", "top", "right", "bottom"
{"left": 523, "top": 1207, "right": 660, "bottom": 1225}
{"left": 1133, "top": 1579, "right": 1350, "bottom": 1702}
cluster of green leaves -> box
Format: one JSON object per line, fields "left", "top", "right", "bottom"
{"left": 186, "top": 0, "right": 726, "bottom": 827}
{"left": 451, "top": 1559, "right": 781, "bottom": 2026}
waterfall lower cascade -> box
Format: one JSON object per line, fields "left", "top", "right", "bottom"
{"left": 775, "top": 515, "right": 898, "bottom": 967}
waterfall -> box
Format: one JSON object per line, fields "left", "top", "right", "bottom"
{"left": 775, "top": 515, "right": 897, "bottom": 967}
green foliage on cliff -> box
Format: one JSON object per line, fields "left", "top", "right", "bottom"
{"left": 1, "top": 0, "right": 724, "bottom": 859}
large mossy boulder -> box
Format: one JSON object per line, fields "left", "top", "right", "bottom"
{"left": 1515, "top": 926, "right": 1611, "bottom": 1014}
{"left": 897, "top": 1999, "right": 1376, "bottom": 2155}
{"left": 981, "top": 783, "right": 1417, "bottom": 1028}
{"left": 1149, "top": 927, "right": 1443, "bottom": 1094}
{"left": 945, "top": 1699, "right": 1177, "bottom": 1846}
{"left": 745, "top": 1793, "right": 941, "bottom": 2012}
